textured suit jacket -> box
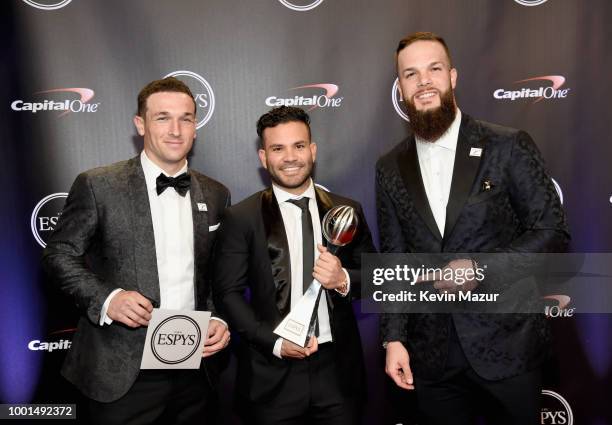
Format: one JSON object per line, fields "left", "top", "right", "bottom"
{"left": 377, "top": 113, "right": 570, "bottom": 380}
{"left": 213, "top": 187, "right": 375, "bottom": 402}
{"left": 42, "top": 156, "right": 230, "bottom": 402}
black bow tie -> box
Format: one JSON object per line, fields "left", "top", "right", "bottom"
{"left": 156, "top": 172, "right": 190, "bottom": 196}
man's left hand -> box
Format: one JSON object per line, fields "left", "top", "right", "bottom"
{"left": 202, "top": 320, "right": 230, "bottom": 358}
{"left": 313, "top": 244, "right": 346, "bottom": 290}
{"left": 432, "top": 259, "right": 479, "bottom": 294}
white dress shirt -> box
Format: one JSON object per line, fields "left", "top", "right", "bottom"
{"left": 415, "top": 109, "right": 462, "bottom": 235}
{"left": 100, "top": 151, "right": 202, "bottom": 324}
{"left": 271, "top": 180, "right": 349, "bottom": 357}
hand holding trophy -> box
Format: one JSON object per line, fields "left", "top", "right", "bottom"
{"left": 274, "top": 205, "right": 359, "bottom": 347}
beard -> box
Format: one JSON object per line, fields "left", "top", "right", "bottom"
{"left": 405, "top": 87, "right": 457, "bottom": 142}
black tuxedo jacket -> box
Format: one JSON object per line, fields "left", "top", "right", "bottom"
{"left": 377, "top": 113, "right": 570, "bottom": 380}
{"left": 213, "top": 186, "right": 375, "bottom": 402}
{"left": 42, "top": 156, "right": 230, "bottom": 402}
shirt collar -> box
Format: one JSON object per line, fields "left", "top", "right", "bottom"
{"left": 416, "top": 108, "right": 462, "bottom": 152}
{"left": 272, "top": 179, "right": 316, "bottom": 204}
{"left": 140, "top": 151, "right": 189, "bottom": 191}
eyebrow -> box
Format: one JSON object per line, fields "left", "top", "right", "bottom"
{"left": 268, "top": 140, "right": 307, "bottom": 148}
{"left": 401, "top": 61, "right": 446, "bottom": 73}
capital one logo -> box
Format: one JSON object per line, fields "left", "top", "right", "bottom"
{"left": 22, "top": 0, "right": 72, "bottom": 10}
{"left": 265, "top": 83, "right": 343, "bottom": 111}
{"left": 12, "top": 88, "right": 99, "bottom": 116}
{"left": 31, "top": 193, "right": 68, "bottom": 248}
{"left": 391, "top": 78, "right": 409, "bottom": 122}
{"left": 164, "top": 71, "right": 215, "bottom": 129}
{"left": 494, "top": 75, "right": 570, "bottom": 104}
{"left": 515, "top": 0, "right": 548, "bottom": 6}
{"left": 541, "top": 390, "right": 573, "bottom": 424}
{"left": 151, "top": 316, "right": 201, "bottom": 364}
{"left": 542, "top": 294, "right": 575, "bottom": 318}
{"left": 278, "top": 0, "right": 324, "bottom": 11}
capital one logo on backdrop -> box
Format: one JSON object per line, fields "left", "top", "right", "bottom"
{"left": 551, "top": 178, "right": 563, "bottom": 205}
{"left": 494, "top": 75, "right": 570, "bottom": 104}
{"left": 164, "top": 71, "right": 215, "bottom": 129}
{"left": 11, "top": 88, "right": 99, "bottom": 116}
{"left": 391, "top": 78, "right": 409, "bottom": 122}
{"left": 265, "top": 83, "right": 343, "bottom": 111}
{"left": 22, "top": 0, "right": 72, "bottom": 10}
{"left": 278, "top": 0, "right": 324, "bottom": 11}
{"left": 514, "top": 0, "right": 548, "bottom": 6}
{"left": 31, "top": 193, "right": 68, "bottom": 248}
{"left": 542, "top": 294, "right": 575, "bottom": 318}
{"left": 541, "top": 390, "right": 573, "bottom": 424}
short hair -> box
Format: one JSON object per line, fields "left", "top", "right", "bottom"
{"left": 256, "top": 106, "right": 311, "bottom": 148}
{"left": 137, "top": 77, "right": 196, "bottom": 117}
{"left": 396, "top": 31, "right": 453, "bottom": 67}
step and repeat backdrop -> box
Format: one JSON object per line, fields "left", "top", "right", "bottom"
{"left": 2, "top": 0, "right": 611, "bottom": 423}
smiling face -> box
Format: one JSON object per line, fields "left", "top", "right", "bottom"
{"left": 258, "top": 120, "right": 317, "bottom": 195}
{"left": 397, "top": 40, "right": 457, "bottom": 112}
{"left": 133, "top": 91, "right": 197, "bottom": 175}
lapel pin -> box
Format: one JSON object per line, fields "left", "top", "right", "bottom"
{"left": 470, "top": 147, "right": 482, "bottom": 157}
{"left": 482, "top": 180, "right": 494, "bottom": 191}
{"left": 197, "top": 203, "right": 207, "bottom": 212}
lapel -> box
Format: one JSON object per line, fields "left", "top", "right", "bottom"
{"left": 261, "top": 188, "right": 292, "bottom": 316}
{"left": 397, "top": 138, "right": 443, "bottom": 241}
{"left": 126, "top": 157, "right": 160, "bottom": 306}
{"left": 443, "top": 114, "right": 486, "bottom": 241}
{"left": 189, "top": 171, "right": 209, "bottom": 298}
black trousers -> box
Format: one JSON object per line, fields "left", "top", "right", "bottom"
{"left": 413, "top": 326, "right": 542, "bottom": 425}
{"left": 251, "top": 343, "right": 358, "bottom": 425}
{"left": 88, "top": 369, "right": 215, "bottom": 425}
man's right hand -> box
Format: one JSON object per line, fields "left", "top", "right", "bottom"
{"left": 107, "top": 291, "right": 153, "bottom": 328}
{"left": 280, "top": 337, "right": 319, "bottom": 359}
{"left": 385, "top": 341, "right": 414, "bottom": 390}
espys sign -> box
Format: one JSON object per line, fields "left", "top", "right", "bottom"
{"left": 141, "top": 309, "right": 211, "bottom": 369}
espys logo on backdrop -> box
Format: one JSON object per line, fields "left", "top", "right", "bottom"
{"left": 151, "top": 316, "right": 202, "bottom": 364}
{"left": 514, "top": 0, "right": 548, "bottom": 6}
{"left": 278, "top": 0, "right": 324, "bottom": 11}
{"left": 392, "top": 78, "right": 409, "bottom": 122}
{"left": 541, "top": 390, "right": 573, "bottom": 425}
{"left": 31, "top": 193, "right": 68, "bottom": 248}
{"left": 266, "top": 84, "right": 342, "bottom": 111}
{"left": 494, "top": 76, "right": 570, "bottom": 104}
{"left": 11, "top": 88, "right": 99, "bottom": 116}
{"left": 164, "top": 71, "right": 215, "bottom": 129}
{"left": 22, "top": 0, "right": 72, "bottom": 10}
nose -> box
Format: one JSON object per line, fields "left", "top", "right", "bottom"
{"left": 284, "top": 147, "right": 298, "bottom": 162}
{"left": 417, "top": 71, "right": 432, "bottom": 88}
{"left": 168, "top": 119, "right": 180, "bottom": 137}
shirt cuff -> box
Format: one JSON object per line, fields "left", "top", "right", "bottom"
{"left": 273, "top": 338, "right": 283, "bottom": 359}
{"left": 210, "top": 317, "right": 228, "bottom": 328}
{"left": 334, "top": 268, "right": 351, "bottom": 297}
{"left": 99, "top": 288, "right": 124, "bottom": 326}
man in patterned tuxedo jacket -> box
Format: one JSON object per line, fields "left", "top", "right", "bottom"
{"left": 377, "top": 32, "right": 570, "bottom": 425}
{"left": 43, "top": 77, "right": 230, "bottom": 425}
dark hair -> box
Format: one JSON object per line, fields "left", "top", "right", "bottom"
{"left": 256, "top": 106, "right": 311, "bottom": 148}
{"left": 396, "top": 31, "right": 453, "bottom": 67}
{"left": 137, "top": 77, "right": 196, "bottom": 117}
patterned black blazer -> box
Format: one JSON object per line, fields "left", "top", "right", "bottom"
{"left": 377, "top": 113, "right": 570, "bottom": 380}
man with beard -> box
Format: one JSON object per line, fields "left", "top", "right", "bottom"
{"left": 377, "top": 32, "right": 569, "bottom": 425}
{"left": 213, "top": 106, "right": 375, "bottom": 425}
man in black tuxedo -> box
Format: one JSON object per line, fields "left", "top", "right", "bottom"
{"left": 377, "top": 32, "right": 570, "bottom": 425}
{"left": 213, "top": 106, "right": 375, "bottom": 425}
{"left": 43, "top": 77, "right": 231, "bottom": 425}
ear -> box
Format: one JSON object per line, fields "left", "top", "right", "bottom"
{"left": 309, "top": 142, "right": 317, "bottom": 163}
{"left": 133, "top": 115, "right": 145, "bottom": 136}
{"left": 258, "top": 149, "right": 267, "bottom": 169}
{"left": 450, "top": 68, "right": 457, "bottom": 90}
